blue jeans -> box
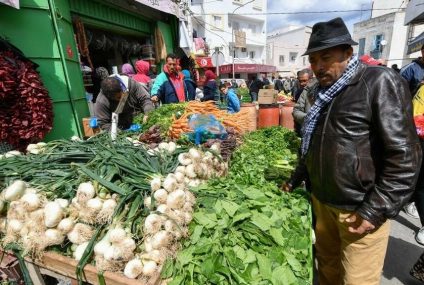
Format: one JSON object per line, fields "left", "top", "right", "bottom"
{"left": 250, "top": 92, "right": 258, "bottom": 102}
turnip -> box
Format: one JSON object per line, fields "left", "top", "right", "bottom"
{"left": 150, "top": 177, "right": 162, "bottom": 192}
{"left": 185, "top": 164, "right": 197, "bottom": 179}
{"left": 67, "top": 223, "right": 94, "bottom": 244}
{"left": 5, "top": 151, "right": 21, "bottom": 158}
{"left": 73, "top": 242, "right": 89, "bottom": 261}
{"left": 144, "top": 214, "right": 163, "bottom": 235}
{"left": 44, "top": 201, "right": 63, "bottom": 228}
{"left": 56, "top": 198, "right": 69, "bottom": 209}
{"left": 45, "top": 229, "right": 64, "bottom": 246}
{"left": 167, "top": 190, "right": 186, "bottom": 209}
{"left": 57, "top": 218, "right": 75, "bottom": 233}
{"left": 124, "top": 258, "right": 143, "bottom": 279}
{"left": 20, "top": 193, "right": 41, "bottom": 211}
{"left": 189, "top": 148, "right": 201, "bottom": 161}
{"left": 8, "top": 219, "right": 23, "bottom": 233}
{"left": 144, "top": 196, "right": 152, "bottom": 209}
{"left": 162, "top": 175, "right": 177, "bottom": 192}
{"left": 76, "top": 182, "right": 95, "bottom": 203}
{"left": 109, "top": 228, "right": 127, "bottom": 244}
{"left": 154, "top": 189, "right": 168, "bottom": 204}
{"left": 4, "top": 180, "right": 26, "bottom": 201}
{"left": 168, "top": 142, "right": 177, "bottom": 153}
{"left": 151, "top": 230, "right": 172, "bottom": 249}
{"left": 174, "top": 172, "right": 185, "bottom": 183}
{"left": 142, "top": 260, "right": 158, "bottom": 276}
{"left": 178, "top": 153, "right": 192, "bottom": 166}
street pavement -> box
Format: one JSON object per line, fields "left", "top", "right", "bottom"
{"left": 381, "top": 211, "right": 424, "bottom": 284}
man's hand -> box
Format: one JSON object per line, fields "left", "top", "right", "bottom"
{"left": 281, "top": 182, "right": 293, "bottom": 193}
{"left": 344, "top": 213, "right": 375, "bottom": 235}
{"left": 151, "top": 96, "right": 158, "bottom": 102}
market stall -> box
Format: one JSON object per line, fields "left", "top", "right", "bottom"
{"left": 0, "top": 101, "right": 312, "bottom": 285}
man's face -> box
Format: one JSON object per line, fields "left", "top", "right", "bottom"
{"left": 298, "top": 74, "right": 310, "bottom": 89}
{"left": 309, "top": 46, "right": 353, "bottom": 87}
{"left": 112, "top": 91, "right": 124, "bottom": 102}
{"left": 220, "top": 87, "right": 228, "bottom": 95}
{"left": 166, "top": 57, "right": 177, "bottom": 73}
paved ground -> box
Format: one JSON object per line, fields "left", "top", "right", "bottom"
{"left": 381, "top": 211, "right": 423, "bottom": 284}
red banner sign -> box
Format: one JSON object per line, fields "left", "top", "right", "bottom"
{"left": 219, "top": 64, "right": 276, "bottom": 74}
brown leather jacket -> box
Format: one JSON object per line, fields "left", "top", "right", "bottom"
{"left": 292, "top": 63, "right": 422, "bottom": 227}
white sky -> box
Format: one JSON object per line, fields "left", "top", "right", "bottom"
{"left": 266, "top": 0, "right": 373, "bottom": 33}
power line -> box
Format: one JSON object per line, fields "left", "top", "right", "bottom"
{"left": 193, "top": 7, "right": 404, "bottom": 16}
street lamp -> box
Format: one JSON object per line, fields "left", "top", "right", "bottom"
{"left": 230, "top": 0, "right": 254, "bottom": 80}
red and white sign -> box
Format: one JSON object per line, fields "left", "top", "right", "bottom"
{"left": 195, "top": 57, "right": 214, "bottom": 68}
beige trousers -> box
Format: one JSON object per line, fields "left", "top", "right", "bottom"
{"left": 312, "top": 195, "right": 390, "bottom": 285}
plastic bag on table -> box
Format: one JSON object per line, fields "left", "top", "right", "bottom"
{"left": 187, "top": 114, "right": 227, "bottom": 144}
{"left": 415, "top": 115, "right": 424, "bottom": 139}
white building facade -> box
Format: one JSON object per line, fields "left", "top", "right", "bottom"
{"left": 353, "top": 0, "right": 424, "bottom": 68}
{"left": 266, "top": 26, "right": 312, "bottom": 77}
{"left": 190, "top": 0, "right": 273, "bottom": 79}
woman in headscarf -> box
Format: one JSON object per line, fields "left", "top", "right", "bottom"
{"left": 181, "top": 69, "right": 196, "bottom": 101}
{"left": 92, "top": 67, "right": 109, "bottom": 103}
{"left": 202, "top": 70, "right": 218, "bottom": 102}
{"left": 133, "top": 60, "right": 151, "bottom": 85}
{"left": 121, "top": 63, "right": 135, "bottom": 78}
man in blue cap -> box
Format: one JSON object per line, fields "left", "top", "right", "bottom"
{"left": 284, "top": 17, "right": 421, "bottom": 285}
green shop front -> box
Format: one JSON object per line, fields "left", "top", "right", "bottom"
{"left": 0, "top": 0, "right": 180, "bottom": 140}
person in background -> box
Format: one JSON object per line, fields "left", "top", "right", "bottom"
{"left": 202, "top": 70, "right": 219, "bottom": 102}
{"left": 292, "top": 77, "right": 317, "bottom": 136}
{"left": 391, "top": 64, "right": 400, "bottom": 73}
{"left": 237, "top": 82, "right": 251, "bottom": 103}
{"left": 249, "top": 76, "right": 264, "bottom": 102}
{"left": 91, "top": 67, "right": 109, "bottom": 103}
{"left": 149, "top": 65, "right": 158, "bottom": 79}
{"left": 132, "top": 60, "right": 151, "bottom": 86}
{"left": 181, "top": 69, "right": 196, "bottom": 101}
{"left": 292, "top": 69, "right": 313, "bottom": 102}
{"left": 219, "top": 83, "right": 240, "bottom": 114}
{"left": 262, "top": 74, "right": 270, "bottom": 86}
{"left": 400, "top": 45, "right": 424, "bottom": 244}
{"left": 401, "top": 45, "right": 424, "bottom": 94}
{"left": 95, "top": 75, "right": 154, "bottom": 131}
{"left": 151, "top": 54, "right": 186, "bottom": 104}
{"left": 284, "top": 17, "right": 421, "bottom": 285}
{"left": 121, "top": 63, "right": 135, "bottom": 78}
{"left": 274, "top": 76, "right": 284, "bottom": 93}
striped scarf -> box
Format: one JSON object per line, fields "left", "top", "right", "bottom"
{"left": 301, "top": 56, "right": 359, "bottom": 156}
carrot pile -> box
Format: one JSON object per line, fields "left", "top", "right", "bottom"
{"left": 168, "top": 101, "right": 252, "bottom": 139}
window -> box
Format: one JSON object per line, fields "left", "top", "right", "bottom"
{"left": 232, "top": 21, "right": 240, "bottom": 30}
{"left": 213, "top": 16, "right": 222, "bottom": 28}
{"left": 249, "top": 51, "right": 255, "bottom": 59}
{"left": 289, "top": 52, "right": 298, "bottom": 63}
{"left": 279, "top": 55, "right": 285, "bottom": 64}
{"left": 371, "top": 34, "right": 383, "bottom": 59}
{"left": 241, "top": 47, "right": 247, "bottom": 52}
{"left": 358, "top": 38, "right": 366, "bottom": 57}
{"left": 248, "top": 24, "right": 256, "bottom": 33}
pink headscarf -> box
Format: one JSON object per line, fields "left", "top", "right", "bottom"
{"left": 121, "top": 63, "right": 135, "bottom": 77}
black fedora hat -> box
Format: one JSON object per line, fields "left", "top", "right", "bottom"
{"left": 303, "top": 17, "right": 357, "bottom": 56}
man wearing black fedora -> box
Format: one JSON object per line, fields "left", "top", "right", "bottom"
{"left": 284, "top": 17, "right": 421, "bottom": 284}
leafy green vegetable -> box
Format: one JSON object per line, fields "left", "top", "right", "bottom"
{"left": 163, "top": 127, "right": 312, "bottom": 284}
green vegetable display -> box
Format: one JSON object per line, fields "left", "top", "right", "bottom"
{"left": 134, "top": 103, "right": 187, "bottom": 137}
{"left": 162, "top": 127, "right": 312, "bottom": 285}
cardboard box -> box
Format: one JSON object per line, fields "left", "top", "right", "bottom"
{"left": 82, "top": 118, "right": 100, "bottom": 137}
{"left": 258, "top": 89, "right": 278, "bottom": 104}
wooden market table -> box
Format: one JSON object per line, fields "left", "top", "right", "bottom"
{"left": 21, "top": 252, "right": 160, "bottom": 285}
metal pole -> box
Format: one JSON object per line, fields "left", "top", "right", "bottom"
{"left": 232, "top": 29, "right": 236, "bottom": 80}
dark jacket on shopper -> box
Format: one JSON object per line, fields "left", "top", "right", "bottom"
{"left": 95, "top": 77, "right": 154, "bottom": 131}
{"left": 289, "top": 64, "right": 422, "bottom": 228}
{"left": 292, "top": 80, "right": 317, "bottom": 136}
{"left": 400, "top": 58, "right": 424, "bottom": 94}
{"left": 249, "top": 78, "right": 264, "bottom": 94}
{"left": 202, "top": 80, "right": 218, "bottom": 102}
